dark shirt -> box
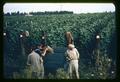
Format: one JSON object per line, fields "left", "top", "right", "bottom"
{"left": 35, "top": 48, "right": 42, "bottom": 56}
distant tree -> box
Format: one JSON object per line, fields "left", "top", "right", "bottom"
{"left": 4, "top": 12, "right": 11, "bottom": 16}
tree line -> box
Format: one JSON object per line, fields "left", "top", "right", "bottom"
{"left": 4, "top": 11, "right": 73, "bottom": 16}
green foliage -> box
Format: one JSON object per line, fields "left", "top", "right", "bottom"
{"left": 93, "top": 50, "right": 112, "bottom": 79}
{"left": 4, "top": 12, "right": 116, "bottom": 79}
{"left": 13, "top": 72, "right": 21, "bottom": 79}
{"left": 47, "top": 73, "right": 55, "bottom": 79}
{"left": 79, "top": 49, "right": 114, "bottom": 79}
{"left": 13, "top": 66, "right": 32, "bottom": 79}
{"left": 55, "top": 68, "right": 69, "bottom": 79}
{"left": 4, "top": 12, "right": 115, "bottom": 49}
{"left": 46, "top": 68, "right": 69, "bottom": 79}
{"left": 13, "top": 68, "right": 69, "bottom": 79}
{"left": 21, "top": 67, "right": 32, "bottom": 79}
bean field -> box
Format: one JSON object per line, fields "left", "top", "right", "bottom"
{"left": 3, "top": 12, "right": 116, "bottom": 79}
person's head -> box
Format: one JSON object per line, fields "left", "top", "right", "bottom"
{"left": 30, "top": 45, "right": 36, "bottom": 52}
{"left": 36, "top": 43, "right": 46, "bottom": 51}
{"left": 35, "top": 43, "right": 40, "bottom": 48}
{"left": 68, "top": 44, "right": 75, "bottom": 50}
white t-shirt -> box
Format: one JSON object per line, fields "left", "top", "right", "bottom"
{"left": 65, "top": 48, "right": 80, "bottom": 60}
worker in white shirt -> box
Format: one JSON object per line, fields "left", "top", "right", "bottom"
{"left": 65, "top": 44, "right": 80, "bottom": 79}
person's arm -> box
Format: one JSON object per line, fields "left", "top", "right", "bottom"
{"left": 65, "top": 51, "right": 71, "bottom": 61}
{"left": 41, "top": 48, "right": 48, "bottom": 56}
{"left": 39, "top": 56, "right": 43, "bottom": 63}
{"left": 27, "top": 55, "right": 31, "bottom": 66}
{"left": 75, "top": 48, "right": 80, "bottom": 59}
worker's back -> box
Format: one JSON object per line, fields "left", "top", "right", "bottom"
{"left": 27, "top": 51, "right": 43, "bottom": 72}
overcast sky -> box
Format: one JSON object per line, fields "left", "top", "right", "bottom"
{"left": 3, "top": 3, "right": 115, "bottom": 14}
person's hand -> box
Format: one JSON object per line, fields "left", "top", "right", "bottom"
{"left": 45, "top": 47, "right": 49, "bottom": 51}
{"left": 27, "top": 63, "right": 31, "bottom": 66}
